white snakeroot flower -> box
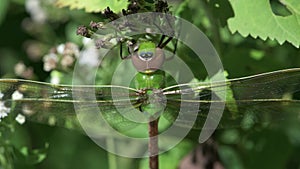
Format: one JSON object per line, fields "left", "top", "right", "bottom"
{"left": 15, "top": 114, "right": 26, "bottom": 125}
{"left": 0, "top": 92, "right": 3, "bottom": 99}
{"left": 64, "top": 42, "right": 80, "bottom": 57}
{"left": 14, "top": 62, "right": 26, "bottom": 76}
{"left": 61, "top": 55, "right": 75, "bottom": 67}
{"left": 79, "top": 48, "right": 100, "bottom": 67}
{"left": 0, "top": 101, "right": 10, "bottom": 122}
{"left": 25, "top": 0, "right": 47, "bottom": 23}
{"left": 56, "top": 44, "right": 65, "bottom": 54}
{"left": 12, "top": 91, "right": 23, "bottom": 100}
{"left": 43, "top": 53, "right": 58, "bottom": 72}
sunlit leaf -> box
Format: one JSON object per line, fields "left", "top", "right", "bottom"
{"left": 55, "top": 0, "right": 128, "bottom": 13}
{"left": 227, "top": 0, "right": 300, "bottom": 48}
{"left": 19, "top": 143, "right": 49, "bottom": 164}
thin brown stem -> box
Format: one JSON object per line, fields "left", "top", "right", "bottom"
{"left": 149, "top": 118, "right": 159, "bottom": 169}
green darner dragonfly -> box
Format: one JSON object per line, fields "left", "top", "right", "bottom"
{"left": 1, "top": 66, "right": 300, "bottom": 133}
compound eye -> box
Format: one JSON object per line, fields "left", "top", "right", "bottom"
{"left": 139, "top": 51, "right": 154, "bottom": 61}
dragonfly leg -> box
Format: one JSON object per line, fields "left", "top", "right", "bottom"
{"left": 119, "top": 41, "right": 130, "bottom": 60}
{"left": 157, "top": 35, "right": 166, "bottom": 48}
{"left": 119, "top": 39, "right": 137, "bottom": 60}
{"left": 164, "top": 38, "right": 178, "bottom": 61}
{"left": 119, "top": 42, "right": 125, "bottom": 59}
{"left": 159, "top": 37, "right": 173, "bottom": 49}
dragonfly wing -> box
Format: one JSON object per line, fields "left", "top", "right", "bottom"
{"left": 0, "top": 79, "right": 142, "bottom": 135}
{"left": 163, "top": 68, "right": 300, "bottom": 129}
{"left": 164, "top": 99, "right": 300, "bottom": 129}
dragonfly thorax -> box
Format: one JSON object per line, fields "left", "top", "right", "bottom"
{"left": 133, "top": 68, "right": 166, "bottom": 120}
{"left": 139, "top": 89, "right": 166, "bottom": 120}
{"left": 134, "top": 70, "right": 165, "bottom": 89}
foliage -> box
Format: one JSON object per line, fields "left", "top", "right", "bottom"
{"left": 55, "top": 0, "right": 129, "bottom": 13}
{"left": 0, "top": 0, "right": 9, "bottom": 25}
{"left": 227, "top": 0, "right": 300, "bottom": 48}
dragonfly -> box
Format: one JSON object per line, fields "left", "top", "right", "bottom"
{"left": 1, "top": 40, "right": 300, "bottom": 169}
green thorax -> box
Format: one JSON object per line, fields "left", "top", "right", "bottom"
{"left": 134, "top": 70, "right": 166, "bottom": 118}
{"left": 134, "top": 70, "right": 165, "bottom": 90}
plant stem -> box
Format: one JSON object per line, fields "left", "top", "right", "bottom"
{"left": 148, "top": 118, "right": 159, "bottom": 169}
{"left": 106, "top": 137, "right": 118, "bottom": 169}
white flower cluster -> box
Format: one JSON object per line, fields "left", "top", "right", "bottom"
{"left": 12, "top": 91, "right": 23, "bottom": 100}
{"left": 0, "top": 92, "right": 10, "bottom": 122}
{"left": 14, "top": 62, "right": 34, "bottom": 79}
{"left": 43, "top": 42, "right": 80, "bottom": 72}
{"left": 43, "top": 53, "right": 58, "bottom": 72}
{"left": 25, "top": 0, "right": 47, "bottom": 23}
{"left": 78, "top": 38, "right": 101, "bottom": 67}
{"left": 0, "top": 102, "right": 10, "bottom": 122}
{"left": 0, "top": 91, "right": 26, "bottom": 124}
{"left": 15, "top": 114, "right": 26, "bottom": 125}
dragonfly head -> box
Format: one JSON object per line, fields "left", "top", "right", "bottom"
{"left": 132, "top": 41, "right": 165, "bottom": 74}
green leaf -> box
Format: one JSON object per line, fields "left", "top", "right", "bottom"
{"left": 18, "top": 143, "right": 49, "bottom": 164}
{"left": 189, "top": 70, "right": 239, "bottom": 117}
{"left": 55, "top": 0, "right": 129, "bottom": 13}
{"left": 0, "top": 0, "right": 9, "bottom": 26}
{"left": 227, "top": 0, "right": 300, "bottom": 48}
